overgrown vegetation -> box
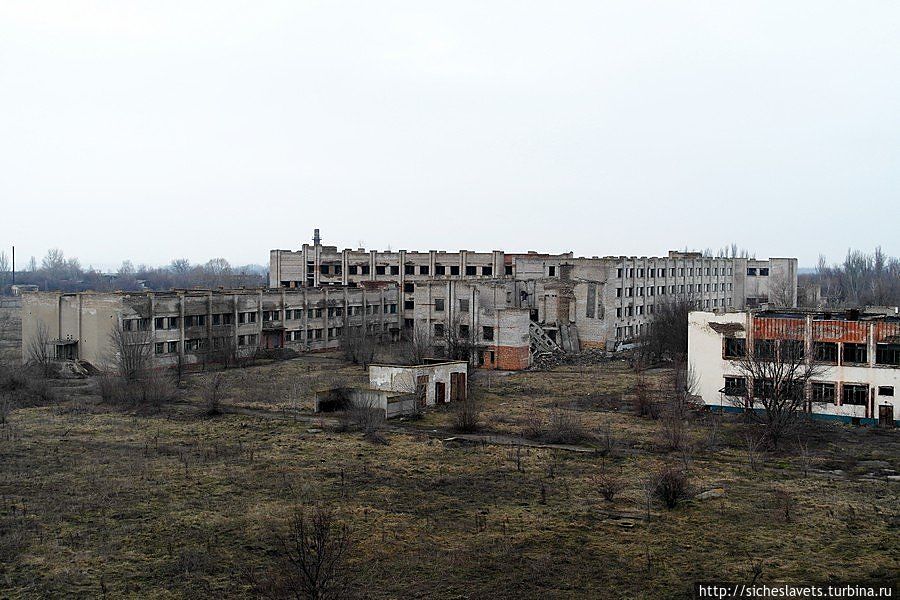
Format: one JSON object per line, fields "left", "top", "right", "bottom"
{"left": 0, "top": 356, "right": 897, "bottom": 598}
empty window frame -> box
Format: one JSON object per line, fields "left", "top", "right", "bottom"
{"left": 842, "top": 383, "right": 868, "bottom": 406}
{"left": 875, "top": 343, "right": 900, "bottom": 366}
{"left": 813, "top": 342, "right": 838, "bottom": 363}
{"left": 459, "top": 299, "right": 470, "bottom": 312}
{"left": 812, "top": 382, "right": 836, "bottom": 403}
{"left": 723, "top": 376, "right": 747, "bottom": 396}
{"left": 465, "top": 266, "right": 477, "bottom": 276}
{"left": 843, "top": 343, "right": 867, "bottom": 364}
{"left": 482, "top": 326, "right": 494, "bottom": 341}
{"left": 877, "top": 386, "right": 894, "bottom": 396}
{"left": 435, "top": 265, "right": 446, "bottom": 275}
{"left": 404, "top": 264, "right": 415, "bottom": 275}
{"left": 781, "top": 339, "right": 805, "bottom": 361}
{"left": 433, "top": 323, "right": 444, "bottom": 338}
{"left": 754, "top": 339, "right": 777, "bottom": 360}
{"left": 723, "top": 337, "right": 746, "bottom": 359}
{"left": 434, "top": 298, "right": 445, "bottom": 311}
{"left": 482, "top": 266, "right": 492, "bottom": 276}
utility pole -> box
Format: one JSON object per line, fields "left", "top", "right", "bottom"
{"left": 11, "top": 245, "right": 15, "bottom": 285}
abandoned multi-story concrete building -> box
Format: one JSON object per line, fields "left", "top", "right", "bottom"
{"left": 689, "top": 307, "right": 900, "bottom": 425}
{"left": 270, "top": 232, "right": 799, "bottom": 358}
{"left": 21, "top": 286, "right": 400, "bottom": 370}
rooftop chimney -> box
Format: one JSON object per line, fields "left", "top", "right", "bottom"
{"left": 313, "top": 228, "right": 321, "bottom": 246}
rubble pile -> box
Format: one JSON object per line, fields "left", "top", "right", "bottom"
{"left": 529, "top": 349, "right": 615, "bottom": 370}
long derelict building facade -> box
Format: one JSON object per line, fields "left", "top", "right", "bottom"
{"left": 270, "top": 231, "right": 798, "bottom": 366}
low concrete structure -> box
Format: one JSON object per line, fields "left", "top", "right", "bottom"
{"left": 689, "top": 307, "right": 900, "bottom": 425}
{"left": 314, "top": 387, "right": 417, "bottom": 419}
{"left": 315, "top": 360, "right": 468, "bottom": 418}
{"left": 368, "top": 360, "right": 468, "bottom": 406}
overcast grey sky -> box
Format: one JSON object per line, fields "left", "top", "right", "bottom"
{"left": 1, "top": 1, "right": 898, "bottom": 269}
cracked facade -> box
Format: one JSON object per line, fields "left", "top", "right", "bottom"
{"left": 270, "top": 233, "right": 799, "bottom": 366}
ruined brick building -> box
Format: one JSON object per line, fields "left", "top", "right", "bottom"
{"left": 270, "top": 230, "right": 799, "bottom": 368}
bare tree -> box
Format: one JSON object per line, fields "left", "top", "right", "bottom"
{"left": 731, "top": 337, "right": 825, "bottom": 449}
{"left": 108, "top": 322, "right": 153, "bottom": 382}
{"left": 26, "top": 321, "right": 54, "bottom": 378}
{"left": 768, "top": 272, "right": 795, "bottom": 307}
{"left": 398, "top": 326, "right": 432, "bottom": 365}
{"left": 100, "top": 321, "right": 175, "bottom": 408}
{"left": 638, "top": 300, "right": 692, "bottom": 366}
{"left": 341, "top": 324, "right": 377, "bottom": 367}
{"left": 260, "top": 504, "right": 355, "bottom": 600}
{"left": 811, "top": 247, "right": 900, "bottom": 308}
{"left": 444, "top": 313, "right": 475, "bottom": 364}
{"left": 203, "top": 373, "right": 226, "bottom": 416}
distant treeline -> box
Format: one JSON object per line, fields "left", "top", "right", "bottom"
{"left": 0, "top": 249, "right": 266, "bottom": 293}
{"left": 802, "top": 247, "right": 900, "bottom": 308}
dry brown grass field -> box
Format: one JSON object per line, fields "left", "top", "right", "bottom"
{"left": 1, "top": 352, "right": 898, "bottom": 599}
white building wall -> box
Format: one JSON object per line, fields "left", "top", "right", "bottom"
{"left": 689, "top": 310, "right": 900, "bottom": 423}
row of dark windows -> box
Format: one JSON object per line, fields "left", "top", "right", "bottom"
{"left": 723, "top": 338, "right": 900, "bottom": 367}
{"left": 321, "top": 264, "right": 501, "bottom": 277}
{"left": 723, "top": 376, "right": 893, "bottom": 404}
{"left": 617, "top": 283, "right": 733, "bottom": 297}
{"left": 432, "top": 323, "right": 493, "bottom": 341}
{"left": 617, "top": 266, "right": 735, "bottom": 278}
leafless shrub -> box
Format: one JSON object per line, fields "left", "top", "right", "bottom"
{"left": 203, "top": 373, "right": 226, "bottom": 416}
{"left": 796, "top": 436, "right": 812, "bottom": 477}
{"left": 701, "top": 412, "right": 721, "bottom": 451}
{"left": 774, "top": 489, "right": 795, "bottom": 523}
{"left": 25, "top": 321, "right": 53, "bottom": 379}
{"left": 595, "top": 463, "right": 625, "bottom": 502}
{"left": 0, "top": 393, "right": 13, "bottom": 424}
{"left": 594, "top": 424, "right": 617, "bottom": 457}
{"left": 453, "top": 389, "right": 480, "bottom": 433}
{"left": 632, "top": 374, "right": 659, "bottom": 419}
{"left": 544, "top": 406, "right": 590, "bottom": 444}
{"left": 341, "top": 326, "right": 378, "bottom": 367}
{"left": 744, "top": 432, "right": 764, "bottom": 473}
{"left": 24, "top": 377, "right": 57, "bottom": 406}
{"left": 523, "top": 403, "right": 545, "bottom": 439}
{"left": 259, "top": 504, "right": 355, "bottom": 600}
{"left": 98, "top": 325, "right": 177, "bottom": 410}
{"left": 346, "top": 398, "right": 387, "bottom": 444}
{"left": 651, "top": 464, "right": 692, "bottom": 509}
{"left": 659, "top": 405, "right": 687, "bottom": 452}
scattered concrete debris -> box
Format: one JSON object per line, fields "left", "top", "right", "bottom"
{"left": 695, "top": 488, "right": 726, "bottom": 500}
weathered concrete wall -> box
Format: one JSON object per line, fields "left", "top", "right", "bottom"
{"left": 368, "top": 361, "right": 467, "bottom": 405}
{"left": 22, "top": 287, "right": 400, "bottom": 371}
